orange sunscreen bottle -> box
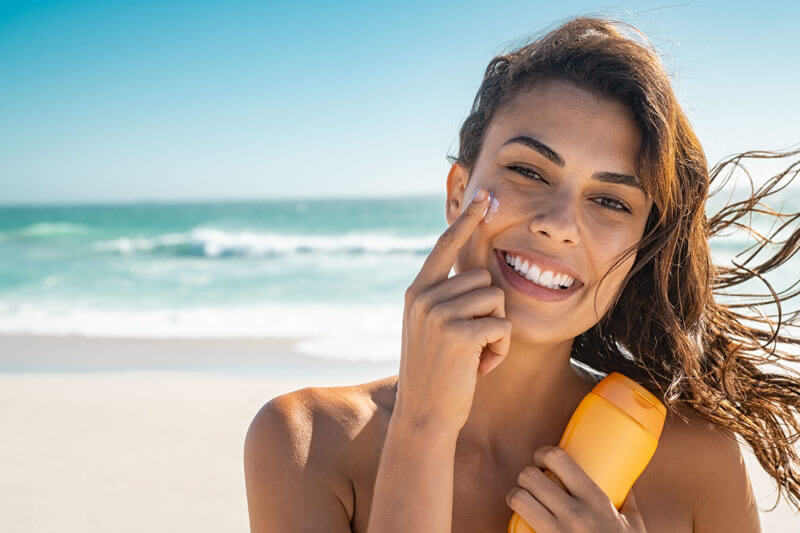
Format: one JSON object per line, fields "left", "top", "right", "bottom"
{"left": 507, "top": 371, "right": 666, "bottom": 533}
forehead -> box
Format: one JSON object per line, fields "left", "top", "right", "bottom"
{"left": 483, "top": 79, "right": 641, "bottom": 167}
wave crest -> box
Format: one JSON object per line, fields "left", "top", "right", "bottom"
{"left": 92, "top": 227, "right": 437, "bottom": 258}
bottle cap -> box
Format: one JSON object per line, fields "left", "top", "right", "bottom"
{"left": 592, "top": 372, "right": 666, "bottom": 439}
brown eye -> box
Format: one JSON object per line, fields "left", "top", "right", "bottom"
{"left": 594, "top": 197, "right": 631, "bottom": 213}
{"left": 508, "top": 165, "right": 547, "bottom": 183}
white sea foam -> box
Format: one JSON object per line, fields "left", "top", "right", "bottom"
{"left": 92, "top": 227, "right": 437, "bottom": 258}
{"left": 0, "top": 301, "right": 404, "bottom": 362}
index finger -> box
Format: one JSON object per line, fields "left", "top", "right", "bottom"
{"left": 413, "top": 187, "right": 491, "bottom": 289}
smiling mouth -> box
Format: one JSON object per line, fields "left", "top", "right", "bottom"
{"left": 496, "top": 249, "right": 584, "bottom": 290}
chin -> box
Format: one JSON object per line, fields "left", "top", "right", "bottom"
{"left": 507, "top": 314, "right": 578, "bottom": 346}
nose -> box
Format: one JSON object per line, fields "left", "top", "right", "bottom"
{"left": 528, "top": 190, "right": 581, "bottom": 246}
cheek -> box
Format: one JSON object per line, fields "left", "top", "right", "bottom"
{"left": 589, "top": 242, "right": 638, "bottom": 313}
{"left": 573, "top": 219, "right": 637, "bottom": 295}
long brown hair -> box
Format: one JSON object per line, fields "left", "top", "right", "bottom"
{"left": 447, "top": 16, "right": 800, "bottom": 511}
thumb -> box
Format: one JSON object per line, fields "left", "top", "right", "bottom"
{"left": 619, "top": 488, "right": 647, "bottom": 530}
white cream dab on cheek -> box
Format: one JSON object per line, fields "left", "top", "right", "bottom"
{"left": 483, "top": 192, "right": 500, "bottom": 223}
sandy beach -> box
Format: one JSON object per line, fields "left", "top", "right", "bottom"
{"left": 0, "top": 334, "right": 798, "bottom": 532}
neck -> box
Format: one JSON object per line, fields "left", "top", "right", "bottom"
{"left": 458, "top": 337, "right": 597, "bottom": 465}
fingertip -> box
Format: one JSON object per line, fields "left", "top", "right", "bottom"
{"left": 474, "top": 190, "right": 493, "bottom": 221}
{"left": 470, "top": 187, "right": 488, "bottom": 204}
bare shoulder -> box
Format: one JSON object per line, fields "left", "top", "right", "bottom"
{"left": 243, "top": 375, "right": 398, "bottom": 530}
{"left": 659, "top": 406, "right": 761, "bottom": 532}
{"left": 246, "top": 374, "right": 398, "bottom": 454}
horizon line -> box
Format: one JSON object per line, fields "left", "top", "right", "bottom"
{"left": 0, "top": 191, "right": 446, "bottom": 209}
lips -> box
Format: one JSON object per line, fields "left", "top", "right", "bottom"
{"left": 494, "top": 249, "right": 584, "bottom": 302}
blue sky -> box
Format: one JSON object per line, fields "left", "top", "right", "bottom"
{"left": 1, "top": 0, "right": 798, "bottom": 205}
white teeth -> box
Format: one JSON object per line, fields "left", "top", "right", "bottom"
{"left": 503, "top": 251, "right": 577, "bottom": 290}
{"left": 530, "top": 263, "right": 541, "bottom": 282}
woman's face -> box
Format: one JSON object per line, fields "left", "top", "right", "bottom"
{"left": 447, "top": 79, "right": 654, "bottom": 345}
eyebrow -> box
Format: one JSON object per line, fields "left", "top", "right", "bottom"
{"left": 500, "top": 135, "right": 646, "bottom": 193}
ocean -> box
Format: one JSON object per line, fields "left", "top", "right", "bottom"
{"left": 1, "top": 193, "right": 798, "bottom": 363}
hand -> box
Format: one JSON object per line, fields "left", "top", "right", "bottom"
{"left": 394, "top": 187, "right": 512, "bottom": 435}
{"left": 506, "top": 446, "right": 648, "bottom": 533}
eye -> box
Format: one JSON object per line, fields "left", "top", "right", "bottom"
{"left": 507, "top": 165, "right": 547, "bottom": 183}
{"left": 593, "top": 197, "right": 631, "bottom": 213}
{"left": 508, "top": 165, "right": 631, "bottom": 213}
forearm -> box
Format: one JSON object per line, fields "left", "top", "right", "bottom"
{"left": 366, "top": 413, "right": 459, "bottom": 533}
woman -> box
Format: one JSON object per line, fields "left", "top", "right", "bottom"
{"left": 244, "top": 16, "right": 800, "bottom": 532}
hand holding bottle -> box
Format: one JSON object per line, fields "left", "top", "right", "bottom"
{"left": 506, "top": 445, "right": 648, "bottom": 533}
{"left": 505, "top": 372, "right": 664, "bottom": 533}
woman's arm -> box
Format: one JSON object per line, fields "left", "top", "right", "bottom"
{"left": 244, "top": 391, "right": 353, "bottom": 532}
{"left": 366, "top": 413, "right": 459, "bottom": 533}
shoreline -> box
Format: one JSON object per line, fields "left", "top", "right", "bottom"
{"left": 0, "top": 333, "right": 399, "bottom": 377}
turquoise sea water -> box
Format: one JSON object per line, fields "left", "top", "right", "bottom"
{"left": 1, "top": 193, "right": 797, "bottom": 362}
{"left": 0, "top": 196, "right": 445, "bottom": 361}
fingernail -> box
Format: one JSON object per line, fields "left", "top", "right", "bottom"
{"left": 471, "top": 187, "right": 487, "bottom": 203}
{"left": 483, "top": 194, "right": 499, "bottom": 223}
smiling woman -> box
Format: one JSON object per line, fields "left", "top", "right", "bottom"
{"left": 244, "top": 16, "right": 800, "bottom": 533}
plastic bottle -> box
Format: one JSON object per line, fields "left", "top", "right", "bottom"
{"left": 507, "top": 371, "right": 666, "bottom": 533}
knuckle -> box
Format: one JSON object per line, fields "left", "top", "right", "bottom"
{"left": 406, "top": 293, "right": 421, "bottom": 316}
{"left": 404, "top": 285, "right": 418, "bottom": 304}
{"left": 413, "top": 290, "right": 433, "bottom": 312}
{"left": 436, "top": 229, "right": 455, "bottom": 249}
{"left": 428, "top": 302, "right": 448, "bottom": 323}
